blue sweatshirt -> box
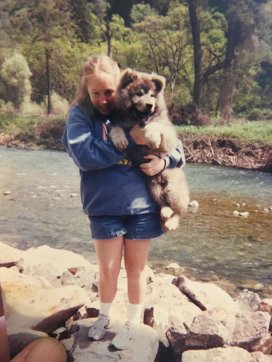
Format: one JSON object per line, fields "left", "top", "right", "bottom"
{"left": 62, "top": 104, "right": 185, "bottom": 216}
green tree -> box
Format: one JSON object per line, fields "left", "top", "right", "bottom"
{"left": 91, "top": 0, "right": 113, "bottom": 56}
{"left": 134, "top": 3, "right": 191, "bottom": 92}
{"left": 69, "top": 0, "right": 95, "bottom": 42}
{"left": 7, "top": 0, "right": 75, "bottom": 114}
{"left": 1, "top": 52, "right": 32, "bottom": 110}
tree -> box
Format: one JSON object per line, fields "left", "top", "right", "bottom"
{"left": 7, "top": 0, "right": 74, "bottom": 114}
{"left": 134, "top": 3, "right": 191, "bottom": 92}
{"left": 91, "top": 0, "right": 112, "bottom": 56}
{"left": 1, "top": 52, "right": 32, "bottom": 110}
{"left": 186, "top": 0, "right": 268, "bottom": 121}
{"left": 69, "top": 0, "right": 94, "bottom": 42}
{"left": 187, "top": 0, "right": 202, "bottom": 111}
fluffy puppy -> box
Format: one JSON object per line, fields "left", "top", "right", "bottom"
{"left": 109, "top": 68, "right": 190, "bottom": 231}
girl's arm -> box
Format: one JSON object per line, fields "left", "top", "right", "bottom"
{"left": 62, "top": 107, "right": 126, "bottom": 171}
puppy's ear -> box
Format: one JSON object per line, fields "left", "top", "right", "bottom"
{"left": 119, "top": 68, "right": 138, "bottom": 89}
{"left": 151, "top": 74, "right": 166, "bottom": 93}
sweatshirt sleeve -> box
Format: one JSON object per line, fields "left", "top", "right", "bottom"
{"left": 163, "top": 139, "right": 186, "bottom": 169}
{"left": 62, "top": 106, "right": 126, "bottom": 171}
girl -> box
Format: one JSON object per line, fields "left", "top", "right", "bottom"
{"left": 62, "top": 55, "right": 185, "bottom": 349}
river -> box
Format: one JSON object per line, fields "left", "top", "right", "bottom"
{"left": 0, "top": 147, "right": 271, "bottom": 296}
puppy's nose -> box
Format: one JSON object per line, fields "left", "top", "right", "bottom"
{"left": 146, "top": 104, "right": 153, "bottom": 110}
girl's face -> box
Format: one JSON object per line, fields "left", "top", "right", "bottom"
{"left": 86, "top": 73, "right": 119, "bottom": 115}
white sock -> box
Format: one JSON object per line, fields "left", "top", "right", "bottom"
{"left": 127, "top": 303, "right": 143, "bottom": 325}
{"left": 100, "top": 302, "right": 112, "bottom": 318}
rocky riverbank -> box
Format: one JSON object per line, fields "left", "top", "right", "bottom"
{"left": 1, "top": 242, "right": 272, "bottom": 362}
{"left": 0, "top": 129, "right": 271, "bottom": 173}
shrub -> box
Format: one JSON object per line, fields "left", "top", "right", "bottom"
{"left": 43, "top": 92, "right": 69, "bottom": 116}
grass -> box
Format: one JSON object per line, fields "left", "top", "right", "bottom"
{"left": 176, "top": 120, "right": 272, "bottom": 145}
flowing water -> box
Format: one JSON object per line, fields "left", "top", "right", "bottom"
{"left": 1, "top": 147, "right": 272, "bottom": 295}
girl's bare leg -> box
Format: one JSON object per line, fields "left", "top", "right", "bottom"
{"left": 94, "top": 236, "right": 124, "bottom": 302}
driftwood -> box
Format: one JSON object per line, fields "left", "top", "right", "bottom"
{"left": 32, "top": 304, "right": 83, "bottom": 334}
{"left": 144, "top": 307, "right": 155, "bottom": 327}
{"left": 0, "top": 262, "right": 17, "bottom": 268}
{"left": 85, "top": 307, "right": 99, "bottom": 318}
{"left": 172, "top": 276, "right": 207, "bottom": 311}
{"left": 181, "top": 136, "right": 272, "bottom": 172}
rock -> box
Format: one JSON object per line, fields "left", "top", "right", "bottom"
{"left": 1, "top": 268, "right": 90, "bottom": 329}
{"left": 182, "top": 346, "right": 253, "bottom": 362}
{"left": 188, "top": 200, "right": 199, "bottom": 213}
{"left": 2, "top": 241, "right": 271, "bottom": 362}
{"left": 70, "top": 193, "right": 78, "bottom": 197}
{"left": 240, "top": 211, "right": 249, "bottom": 218}
{"left": 172, "top": 275, "right": 238, "bottom": 312}
{"left": 262, "top": 299, "right": 272, "bottom": 308}
{"left": 229, "top": 311, "right": 271, "bottom": 350}
{"left": 186, "top": 307, "right": 236, "bottom": 348}
{"left": 252, "top": 284, "right": 265, "bottom": 292}
{"left": 233, "top": 211, "right": 249, "bottom": 218}
{"left": 251, "top": 337, "right": 272, "bottom": 355}
{"left": 165, "top": 262, "right": 184, "bottom": 273}
{"left": 146, "top": 274, "right": 200, "bottom": 348}
{"left": 67, "top": 319, "right": 159, "bottom": 362}
{"left": 235, "top": 289, "right": 261, "bottom": 311}
{"left": 0, "top": 241, "right": 25, "bottom": 264}
{"left": 252, "top": 350, "right": 272, "bottom": 361}
{"left": 19, "top": 244, "right": 95, "bottom": 273}
{"left": 3, "top": 190, "right": 11, "bottom": 195}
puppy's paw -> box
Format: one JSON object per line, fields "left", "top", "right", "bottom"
{"left": 161, "top": 206, "right": 174, "bottom": 221}
{"left": 144, "top": 123, "right": 162, "bottom": 149}
{"left": 109, "top": 127, "right": 128, "bottom": 151}
{"left": 164, "top": 214, "right": 180, "bottom": 231}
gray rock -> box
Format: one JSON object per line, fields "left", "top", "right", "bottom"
{"left": 235, "top": 289, "right": 261, "bottom": 312}
{"left": 68, "top": 319, "right": 159, "bottom": 362}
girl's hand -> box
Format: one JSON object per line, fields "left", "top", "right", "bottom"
{"left": 140, "top": 155, "right": 165, "bottom": 176}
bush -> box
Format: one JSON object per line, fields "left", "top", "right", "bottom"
{"left": 21, "top": 99, "right": 44, "bottom": 115}
{"left": 0, "top": 99, "right": 15, "bottom": 113}
{"left": 35, "top": 117, "right": 66, "bottom": 149}
{"left": 43, "top": 92, "right": 69, "bottom": 116}
{"left": 247, "top": 108, "right": 272, "bottom": 121}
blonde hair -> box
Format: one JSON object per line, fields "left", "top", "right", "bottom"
{"left": 74, "top": 55, "right": 120, "bottom": 112}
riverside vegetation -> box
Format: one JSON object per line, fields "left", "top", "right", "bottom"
{"left": 0, "top": 111, "right": 271, "bottom": 173}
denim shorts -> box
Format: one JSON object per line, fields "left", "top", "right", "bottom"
{"left": 89, "top": 213, "right": 164, "bottom": 240}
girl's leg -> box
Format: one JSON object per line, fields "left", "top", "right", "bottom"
{"left": 124, "top": 238, "right": 151, "bottom": 305}
{"left": 94, "top": 236, "right": 124, "bottom": 303}
{"left": 89, "top": 236, "right": 124, "bottom": 340}
{"left": 110, "top": 238, "right": 151, "bottom": 350}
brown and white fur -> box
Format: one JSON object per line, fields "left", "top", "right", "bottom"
{"left": 109, "top": 68, "right": 190, "bottom": 231}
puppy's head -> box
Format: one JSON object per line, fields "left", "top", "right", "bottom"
{"left": 115, "top": 69, "right": 166, "bottom": 126}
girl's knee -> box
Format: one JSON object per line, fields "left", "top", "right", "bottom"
{"left": 100, "top": 267, "right": 120, "bottom": 282}
{"left": 126, "top": 265, "right": 145, "bottom": 280}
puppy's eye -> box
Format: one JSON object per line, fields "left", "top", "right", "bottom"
{"left": 136, "top": 90, "right": 144, "bottom": 96}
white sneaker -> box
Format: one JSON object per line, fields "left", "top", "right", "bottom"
{"left": 110, "top": 322, "right": 135, "bottom": 350}
{"left": 88, "top": 314, "right": 110, "bottom": 340}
